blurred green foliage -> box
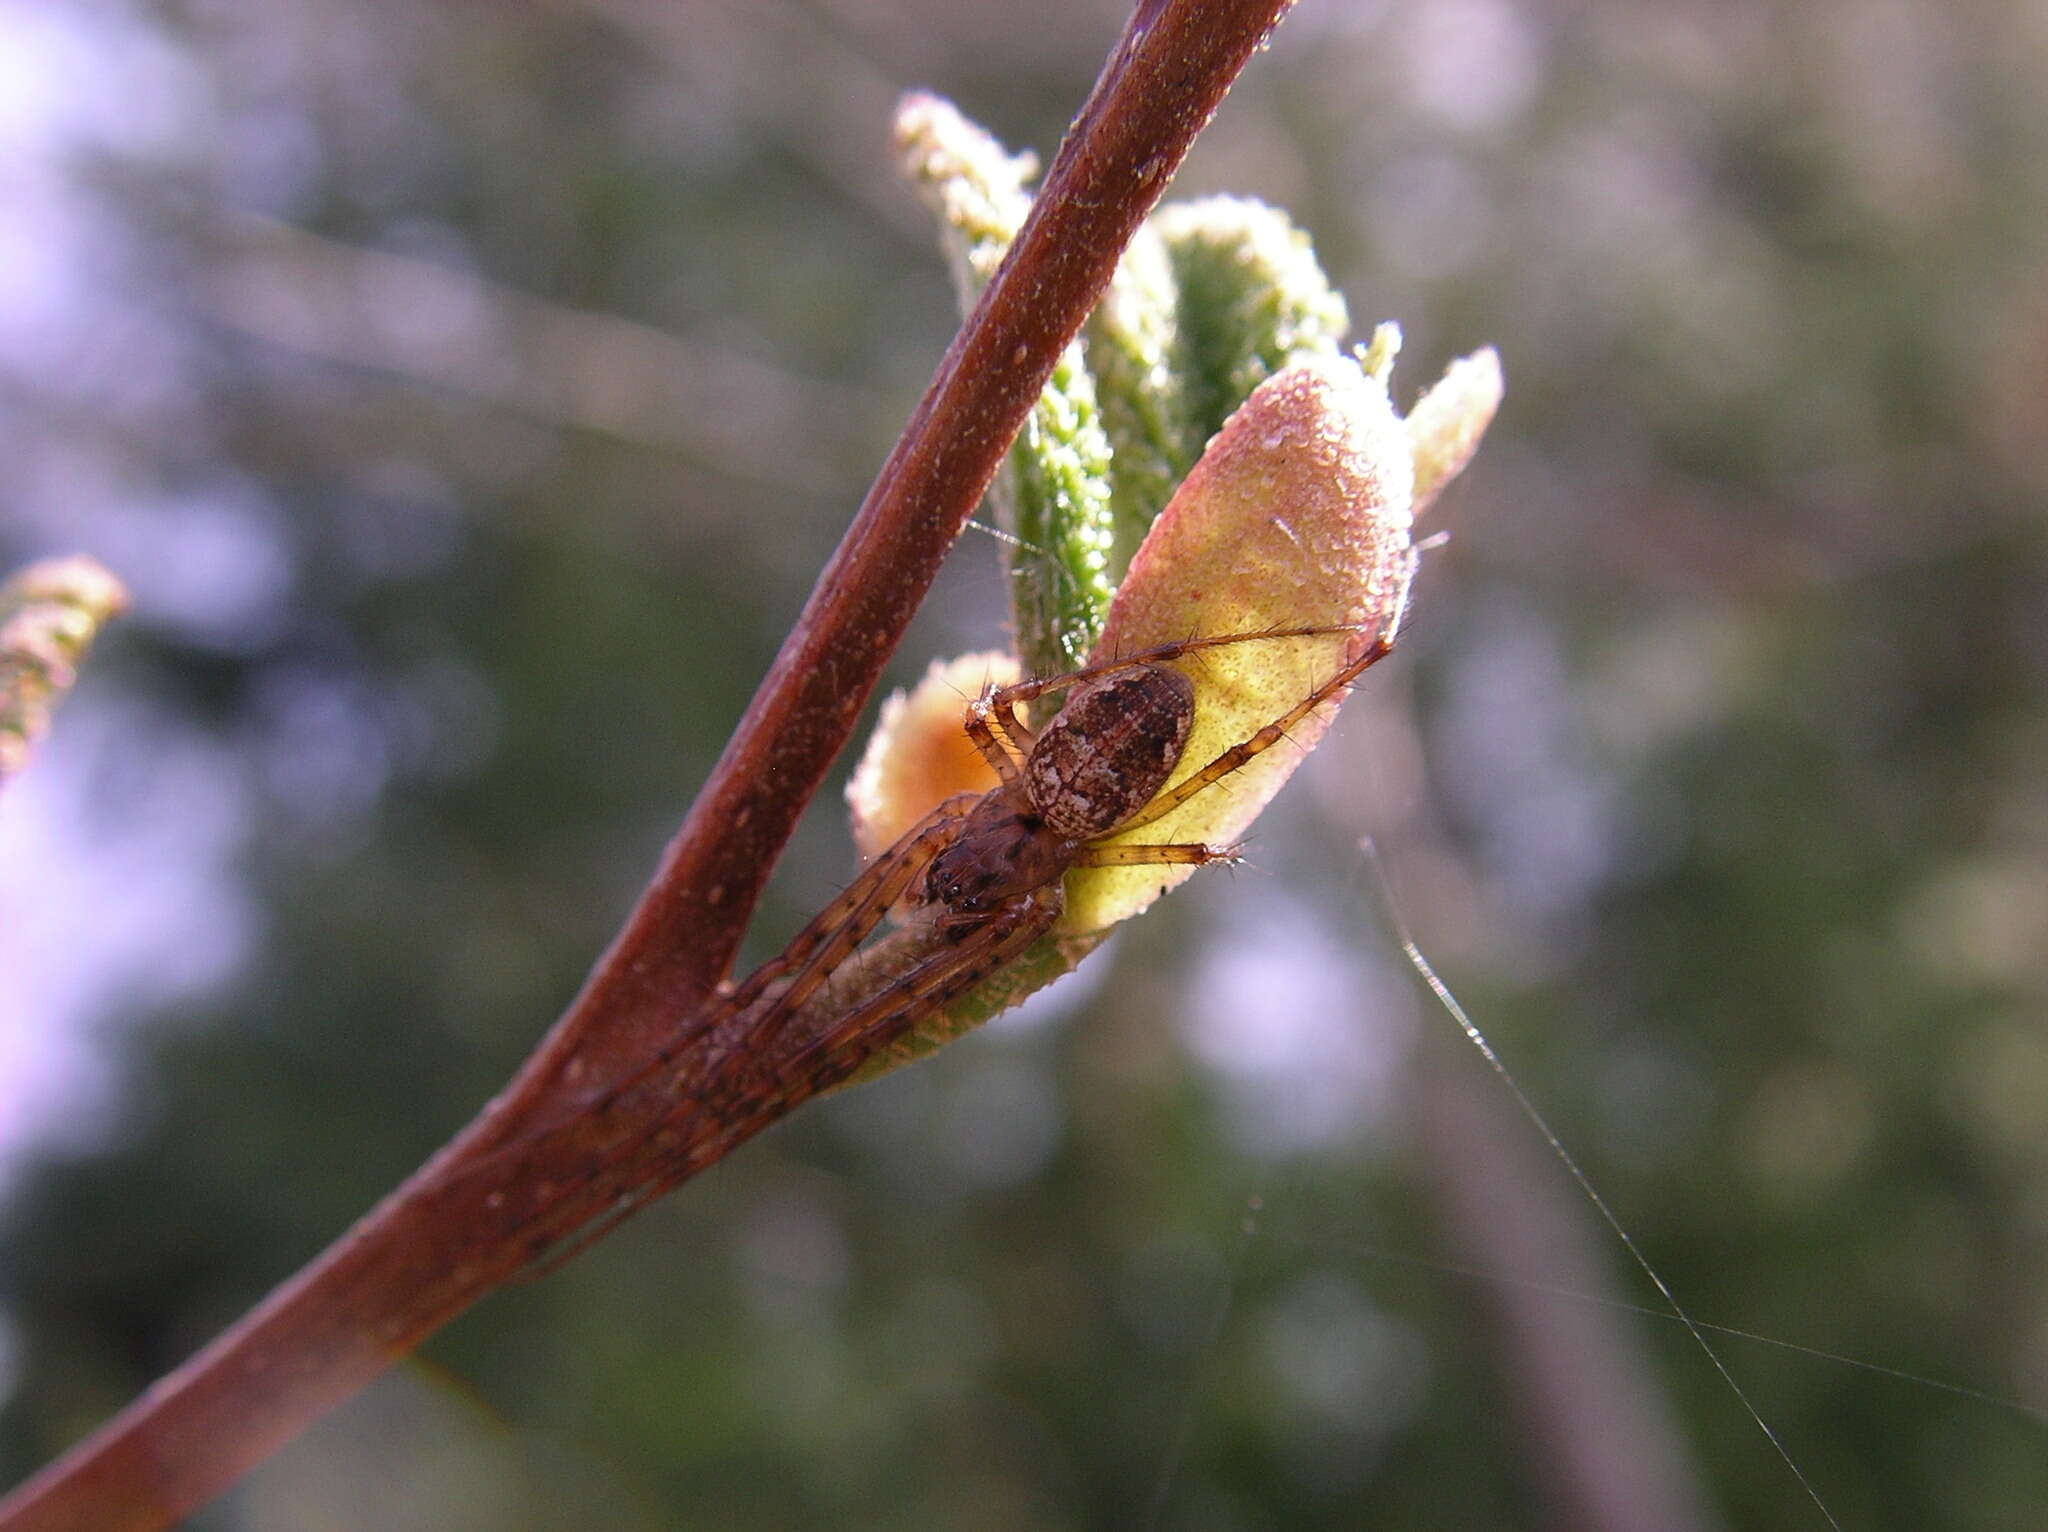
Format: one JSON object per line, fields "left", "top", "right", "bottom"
{"left": 2, "top": 2, "right": 2047, "bottom": 1530}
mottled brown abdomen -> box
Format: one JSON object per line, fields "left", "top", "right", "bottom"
{"left": 1023, "top": 664, "right": 1195, "bottom": 840}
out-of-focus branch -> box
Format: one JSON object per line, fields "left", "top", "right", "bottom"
{"left": 0, "top": 3, "right": 1296, "bottom": 1528}
{"left": 1319, "top": 623, "right": 1718, "bottom": 1529}
{"left": 198, "top": 213, "right": 877, "bottom": 493}
{"left": 0, "top": 557, "right": 128, "bottom": 788}
{"left": 1413, "top": 1048, "right": 1723, "bottom": 1532}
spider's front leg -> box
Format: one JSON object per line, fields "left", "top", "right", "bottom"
{"left": 1070, "top": 841, "right": 1242, "bottom": 870}
{"left": 962, "top": 682, "right": 1033, "bottom": 783}
{"left": 521, "top": 788, "right": 981, "bottom": 1180}
{"left": 509, "top": 848, "right": 1045, "bottom": 1278}
{"left": 989, "top": 622, "right": 1380, "bottom": 720}
{"left": 1112, "top": 632, "right": 1395, "bottom": 836}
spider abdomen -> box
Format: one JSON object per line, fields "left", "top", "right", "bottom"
{"left": 1024, "top": 664, "right": 1195, "bottom": 840}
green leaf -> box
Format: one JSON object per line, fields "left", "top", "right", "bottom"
{"left": 895, "top": 94, "right": 1116, "bottom": 677}
{"left": 1086, "top": 223, "right": 1196, "bottom": 576}
{"left": 1155, "top": 196, "right": 1352, "bottom": 452}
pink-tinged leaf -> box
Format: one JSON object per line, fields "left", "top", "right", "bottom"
{"left": 1061, "top": 353, "right": 1416, "bottom": 932}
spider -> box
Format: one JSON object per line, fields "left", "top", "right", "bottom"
{"left": 499, "top": 620, "right": 1397, "bottom": 1267}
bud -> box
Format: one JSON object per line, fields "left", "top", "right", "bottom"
{"left": 1062, "top": 351, "right": 1415, "bottom": 931}
{"left": 838, "top": 343, "right": 1501, "bottom": 1070}
{"left": 1, "top": 555, "right": 129, "bottom": 784}
{"left": 1407, "top": 347, "right": 1504, "bottom": 517}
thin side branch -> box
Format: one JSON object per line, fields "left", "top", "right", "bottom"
{"left": 0, "top": 4, "right": 1294, "bottom": 1529}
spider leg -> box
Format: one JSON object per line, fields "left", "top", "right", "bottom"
{"left": 766, "top": 884, "right": 1060, "bottom": 1094}
{"left": 734, "top": 792, "right": 978, "bottom": 1047}
{"left": 971, "top": 623, "right": 1395, "bottom": 785}
{"left": 1070, "top": 841, "right": 1242, "bottom": 869}
{"left": 962, "top": 688, "right": 1030, "bottom": 784}
{"left": 1111, "top": 633, "right": 1395, "bottom": 835}
{"left": 565, "top": 791, "right": 970, "bottom": 1131}
{"left": 719, "top": 791, "right": 980, "bottom": 1021}
{"left": 486, "top": 793, "right": 982, "bottom": 1277}
{"left": 520, "top": 888, "right": 1060, "bottom": 1276}
{"left": 988, "top": 622, "right": 1377, "bottom": 716}
{"left": 577, "top": 788, "right": 979, "bottom": 1137}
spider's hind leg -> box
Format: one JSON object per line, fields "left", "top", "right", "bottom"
{"left": 1070, "top": 841, "right": 1242, "bottom": 870}
{"left": 723, "top": 791, "right": 980, "bottom": 1024}
{"left": 538, "top": 885, "right": 1066, "bottom": 1272}
{"left": 1111, "top": 632, "right": 1396, "bottom": 836}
